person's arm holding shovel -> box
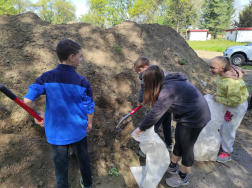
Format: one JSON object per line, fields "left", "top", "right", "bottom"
{"left": 23, "top": 80, "right": 46, "bottom": 127}
{"left": 24, "top": 98, "right": 44, "bottom": 127}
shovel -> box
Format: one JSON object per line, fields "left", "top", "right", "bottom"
{"left": 0, "top": 84, "right": 43, "bottom": 122}
{"left": 116, "top": 105, "right": 143, "bottom": 130}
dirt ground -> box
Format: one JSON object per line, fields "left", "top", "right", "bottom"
{"left": 0, "top": 12, "right": 251, "bottom": 188}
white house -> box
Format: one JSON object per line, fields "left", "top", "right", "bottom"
{"left": 225, "top": 28, "right": 252, "bottom": 42}
{"left": 187, "top": 29, "right": 210, "bottom": 41}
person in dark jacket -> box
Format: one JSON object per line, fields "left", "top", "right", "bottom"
{"left": 134, "top": 57, "right": 173, "bottom": 158}
{"left": 134, "top": 65, "right": 211, "bottom": 187}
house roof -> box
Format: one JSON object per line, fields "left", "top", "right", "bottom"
{"left": 187, "top": 29, "right": 209, "bottom": 32}
{"left": 225, "top": 28, "right": 252, "bottom": 32}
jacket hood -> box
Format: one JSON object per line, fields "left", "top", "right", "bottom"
{"left": 164, "top": 72, "right": 187, "bottom": 82}
{"left": 220, "top": 65, "right": 245, "bottom": 79}
{"left": 139, "top": 71, "right": 144, "bottom": 80}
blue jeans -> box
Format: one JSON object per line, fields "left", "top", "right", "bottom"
{"left": 50, "top": 136, "right": 92, "bottom": 188}
{"left": 154, "top": 112, "right": 172, "bottom": 146}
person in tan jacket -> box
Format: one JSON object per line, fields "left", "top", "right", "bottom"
{"left": 210, "top": 56, "right": 249, "bottom": 163}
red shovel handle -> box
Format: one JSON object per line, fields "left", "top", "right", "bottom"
{"left": 130, "top": 105, "right": 143, "bottom": 115}
{"left": 0, "top": 84, "right": 43, "bottom": 122}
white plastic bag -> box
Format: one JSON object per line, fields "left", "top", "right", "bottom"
{"left": 131, "top": 126, "right": 170, "bottom": 188}
{"left": 194, "top": 94, "right": 227, "bottom": 161}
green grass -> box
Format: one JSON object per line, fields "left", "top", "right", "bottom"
{"left": 181, "top": 56, "right": 186, "bottom": 65}
{"left": 108, "top": 167, "right": 119, "bottom": 177}
{"left": 115, "top": 45, "right": 122, "bottom": 51}
{"left": 238, "top": 65, "right": 252, "bottom": 70}
{"left": 187, "top": 39, "right": 250, "bottom": 52}
{"left": 247, "top": 86, "right": 252, "bottom": 93}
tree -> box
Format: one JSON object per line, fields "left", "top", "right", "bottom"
{"left": 53, "top": 0, "right": 76, "bottom": 24}
{"left": 33, "top": 0, "right": 76, "bottom": 24}
{"left": 14, "top": 0, "right": 33, "bottom": 14}
{"left": 201, "top": 0, "right": 235, "bottom": 38}
{"left": 129, "top": 0, "right": 167, "bottom": 24}
{"left": 79, "top": 0, "right": 108, "bottom": 27}
{"left": 239, "top": 1, "right": 252, "bottom": 27}
{"left": 0, "top": 0, "right": 16, "bottom": 15}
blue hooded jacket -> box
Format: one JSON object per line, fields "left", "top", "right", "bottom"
{"left": 25, "top": 64, "right": 95, "bottom": 145}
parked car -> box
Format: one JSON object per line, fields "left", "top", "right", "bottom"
{"left": 223, "top": 43, "right": 252, "bottom": 65}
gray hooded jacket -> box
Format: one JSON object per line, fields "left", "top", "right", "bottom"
{"left": 139, "top": 73, "right": 211, "bottom": 131}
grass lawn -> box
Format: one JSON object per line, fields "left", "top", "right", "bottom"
{"left": 238, "top": 65, "right": 252, "bottom": 70}
{"left": 247, "top": 86, "right": 252, "bottom": 93}
{"left": 187, "top": 39, "right": 250, "bottom": 52}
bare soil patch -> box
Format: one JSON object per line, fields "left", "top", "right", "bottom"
{"left": 0, "top": 12, "right": 251, "bottom": 188}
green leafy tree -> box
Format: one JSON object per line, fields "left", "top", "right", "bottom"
{"left": 129, "top": 0, "right": 167, "bottom": 23}
{"left": 34, "top": 0, "right": 76, "bottom": 24}
{"left": 53, "top": 0, "right": 76, "bottom": 24}
{"left": 201, "top": 0, "right": 235, "bottom": 38}
{"left": 0, "top": 0, "right": 16, "bottom": 15}
{"left": 79, "top": 0, "right": 108, "bottom": 27}
{"left": 14, "top": 0, "right": 33, "bottom": 14}
{"left": 239, "top": 1, "right": 252, "bottom": 27}
{"left": 33, "top": 0, "right": 54, "bottom": 22}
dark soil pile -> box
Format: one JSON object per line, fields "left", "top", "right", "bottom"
{"left": 0, "top": 12, "right": 217, "bottom": 188}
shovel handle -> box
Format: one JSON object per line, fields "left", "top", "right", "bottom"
{"left": 129, "top": 105, "right": 143, "bottom": 115}
{"left": 0, "top": 84, "right": 43, "bottom": 122}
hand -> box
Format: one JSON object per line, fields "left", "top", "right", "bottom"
{"left": 135, "top": 128, "right": 142, "bottom": 138}
{"left": 87, "top": 122, "right": 92, "bottom": 133}
{"left": 137, "top": 102, "right": 143, "bottom": 107}
{"left": 34, "top": 114, "right": 44, "bottom": 128}
{"left": 212, "top": 94, "right": 216, "bottom": 102}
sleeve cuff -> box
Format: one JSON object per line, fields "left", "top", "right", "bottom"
{"left": 216, "top": 96, "right": 221, "bottom": 103}
{"left": 24, "top": 92, "right": 37, "bottom": 101}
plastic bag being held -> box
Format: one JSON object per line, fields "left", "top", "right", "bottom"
{"left": 131, "top": 126, "right": 170, "bottom": 188}
{"left": 194, "top": 94, "right": 226, "bottom": 161}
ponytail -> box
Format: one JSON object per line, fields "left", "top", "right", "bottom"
{"left": 224, "top": 57, "right": 232, "bottom": 72}
{"left": 213, "top": 56, "right": 232, "bottom": 72}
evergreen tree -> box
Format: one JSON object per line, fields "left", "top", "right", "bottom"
{"left": 239, "top": 1, "right": 252, "bottom": 27}
{"left": 201, "top": 0, "right": 235, "bottom": 38}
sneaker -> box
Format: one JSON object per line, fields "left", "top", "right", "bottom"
{"left": 166, "top": 144, "right": 173, "bottom": 152}
{"left": 139, "top": 150, "right": 146, "bottom": 157}
{"left": 167, "top": 164, "right": 179, "bottom": 175}
{"left": 80, "top": 177, "right": 92, "bottom": 188}
{"left": 217, "top": 152, "right": 231, "bottom": 163}
{"left": 166, "top": 174, "right": 189, "bottom": 187}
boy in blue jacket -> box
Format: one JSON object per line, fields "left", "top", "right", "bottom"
{"left": 24, "top": 39, "right": 94, "bottom": 188}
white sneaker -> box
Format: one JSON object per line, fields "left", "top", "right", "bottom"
{"left": 166, "top": 174, "right": 189, "bottom": 187}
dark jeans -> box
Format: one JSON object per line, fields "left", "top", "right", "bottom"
{"left": 50, "top": 136, "right": 92, "bottom": 188}
{"left": 154, "top": 111, "right": 172, "bottom": 146}
{"left": 173, "top": 123, "right": 204, "bottom": 167}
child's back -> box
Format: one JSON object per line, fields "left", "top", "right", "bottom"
{"left": 26, "top": 65, "right": 94, "bottom": 145}
{"left": 24, "top": 39, "right": 94, "bottom": 188}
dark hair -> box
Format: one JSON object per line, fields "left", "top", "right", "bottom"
{"left": 143, "top": 65, "right": 164, "bottom": 106}
{"left": 214, "top": 56, "right": 232, "bottom": 72}
{"left": 134, "top": 57, "right": 150, "bottom": 71}
{"left": 56, "top": 39, "right": 81, "bottom": 62}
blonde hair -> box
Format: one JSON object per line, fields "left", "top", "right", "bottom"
{"left": 212, "top": 56, "right": 232, "bottom": 72}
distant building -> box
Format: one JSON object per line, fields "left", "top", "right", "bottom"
{"left": 187, "top": 29, "right": 210, "bottom": 41}
{"left": 225, "top": 28, "right": 252, "bottom": 42}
